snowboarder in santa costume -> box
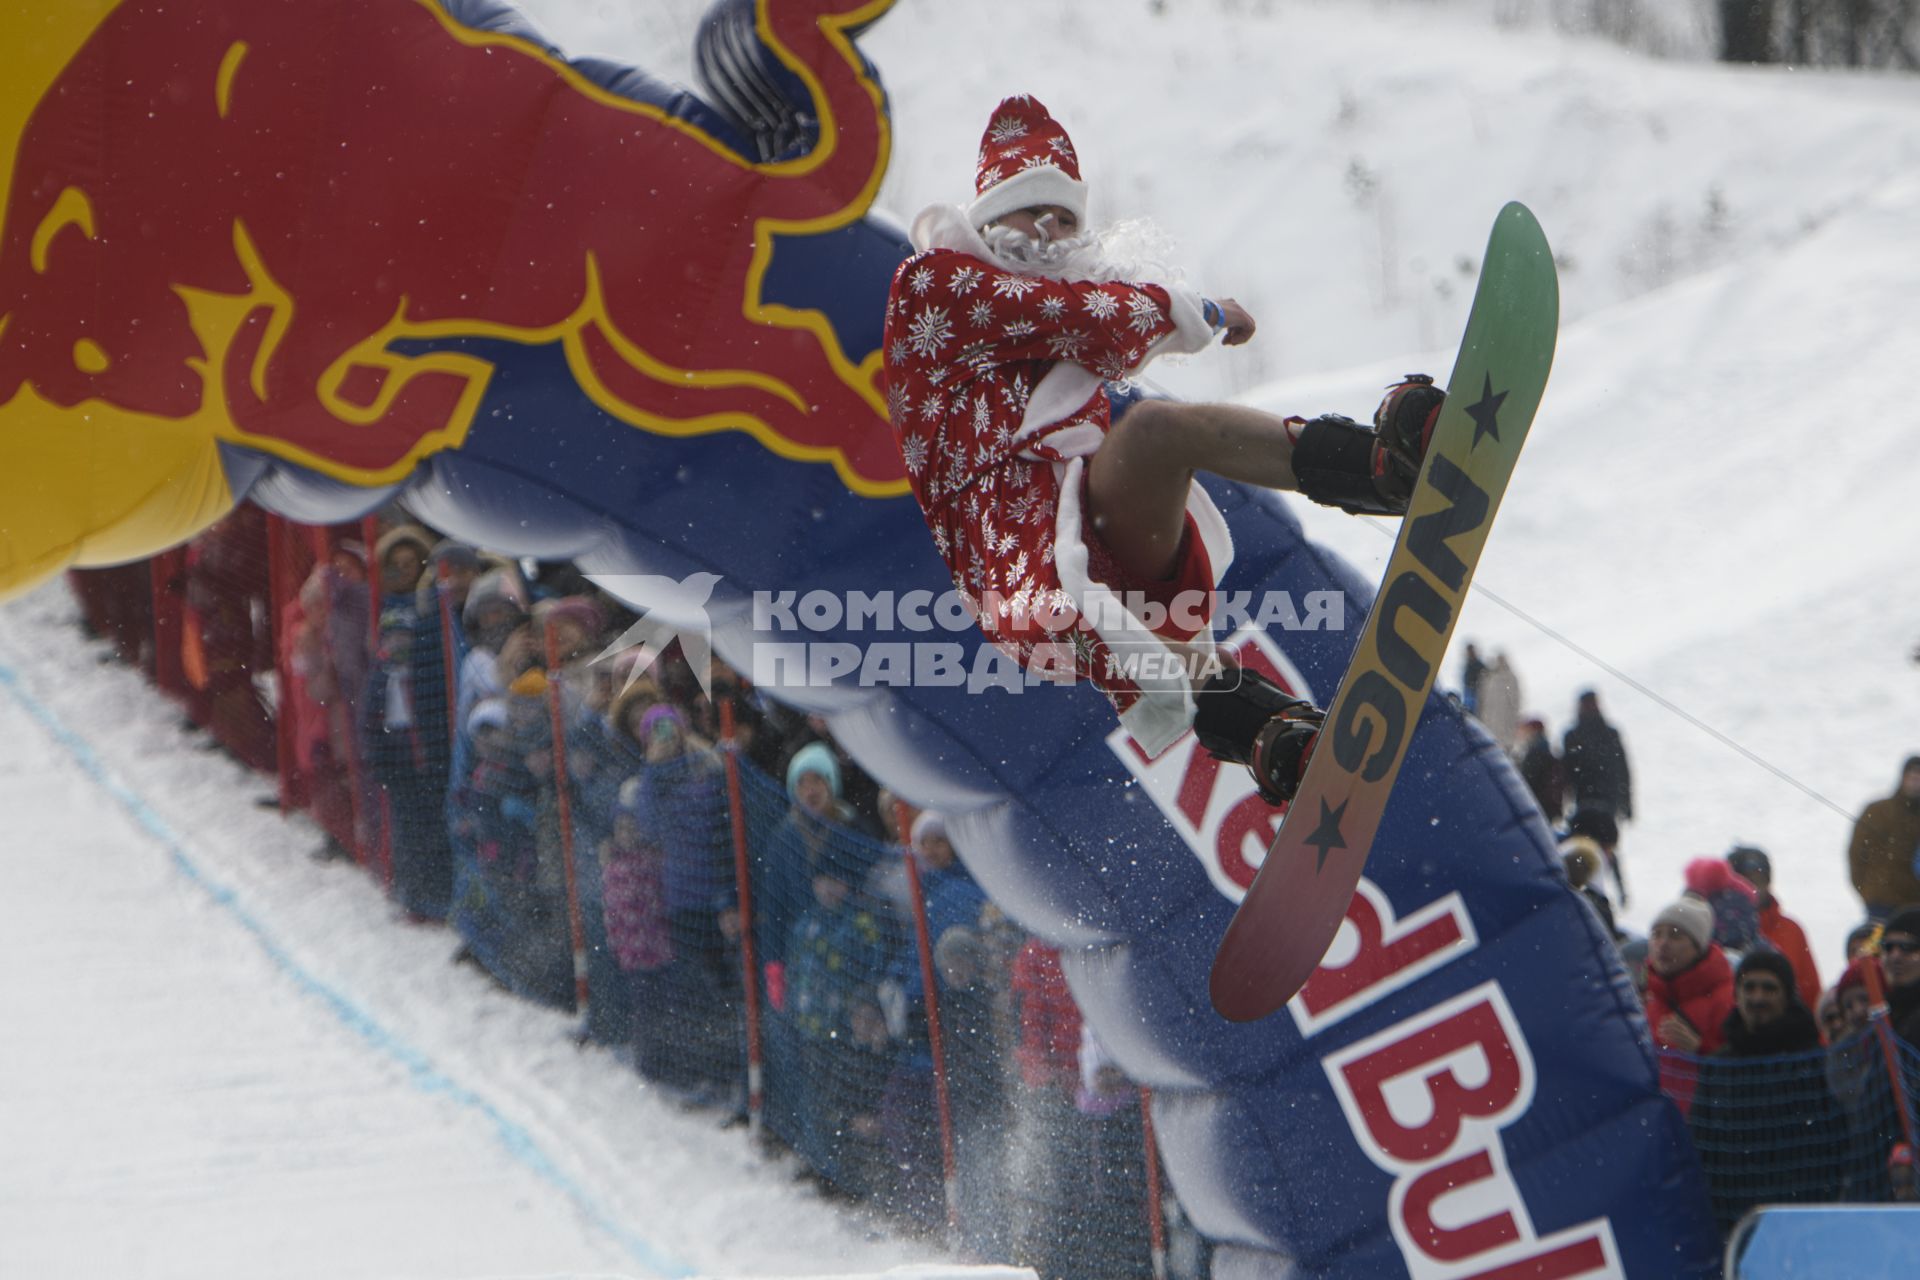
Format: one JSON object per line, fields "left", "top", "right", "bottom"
{"left": 882, "top": 95, "right": 1443, "bottom": 805}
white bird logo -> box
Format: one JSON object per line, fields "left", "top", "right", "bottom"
{"left": 584, "top": 572, "right": 723, "bottom": 697}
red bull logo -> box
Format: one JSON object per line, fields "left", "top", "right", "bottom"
{"left": 0, "top": 0, "right": 904, "bottom": 498}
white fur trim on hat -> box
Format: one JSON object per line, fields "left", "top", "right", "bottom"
{"left": 968, "top": 164, "right": 1088, "bottom": 231}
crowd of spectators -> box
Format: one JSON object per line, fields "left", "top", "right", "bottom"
{"left": 1465, "top": 641, "right": 1920, "bottom": 1239}
{"left": 73, "top": 526, "right": 1920, "bottom": 1260}
{"left": 71, "top": 505, "right": 1199, "bottom": 1280}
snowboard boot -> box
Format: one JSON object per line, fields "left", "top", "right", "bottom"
{"left": 1288, "top": 374, "right": 1446, "bottom": 516}
{"left": 1192, "top": 657, "right": 1325, "bottom": 806}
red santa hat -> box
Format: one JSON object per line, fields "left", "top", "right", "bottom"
{"left": 967, "top": 95, "right": 1089, "bottom": 230}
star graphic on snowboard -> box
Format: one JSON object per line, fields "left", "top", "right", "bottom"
{"left": 1303, "top": 797, "right": 1350, "bottom": 873}
{"left": 1465, "top": 372, "right": 1508, "bottom": 449}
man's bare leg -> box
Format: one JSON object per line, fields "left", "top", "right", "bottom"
{"left": 1084, "top": 398, "right": 1301, "bottom": 582}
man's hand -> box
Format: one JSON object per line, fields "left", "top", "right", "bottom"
{"left": 1658, "top": 1013, "right": 1702, "bottom": 1053}
{"left": 1216, "top": 297, "right": 1256, "bottom": 346}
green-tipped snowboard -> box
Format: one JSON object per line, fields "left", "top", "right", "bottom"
{"left": 1210, "top": 202, "right": 1560, "bottom": 1023}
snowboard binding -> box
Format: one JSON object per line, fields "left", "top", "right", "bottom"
{"left": 1193, "top": 658, "right": 1325, "bottom": 806}
{"left": 1289, "top": 374, "right": 1445, "bottom": 516}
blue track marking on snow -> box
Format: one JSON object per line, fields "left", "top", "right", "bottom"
{"left": 0, "top": 656, "right": 696, "bottom": 1280}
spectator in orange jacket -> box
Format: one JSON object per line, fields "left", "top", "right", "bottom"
{"left": 1645, "top": 895, "right": 1735, "bottom": 1057}
{"left": 1726, "top": 845, "right": 1821, "bottom": 1010}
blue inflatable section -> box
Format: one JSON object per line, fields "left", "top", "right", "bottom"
{"left": 224, "top": 1, "right": 1723, "bottom": 1273}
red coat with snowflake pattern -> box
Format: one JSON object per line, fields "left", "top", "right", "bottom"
{"left": 880, "top": 212, "right": 1222, "bottom": 744}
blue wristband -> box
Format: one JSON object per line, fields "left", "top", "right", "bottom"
{"left": 1202, "top": 298, "right": 1224, "bottom": 331}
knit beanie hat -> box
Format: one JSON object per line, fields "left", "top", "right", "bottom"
{"left": 785, "top": 741, "right": 842, "bottom": 802}
{"left": 1884, "top": 906, "right": 1920, "bottom": 946}
{"left": 1735, "top": 949, "right": 1800, "bottom": 1002}
{"left": 1652, "top": 895, "right": 1715, "bottom": 953}
{"left": 536, "top": 594, "right": 605, "bottom": 641}
{"left": 1837, "top": 955, "right": 1882, "bottom": 995}
{"left": 1685, "top": 857, "right": 1760, "bottom": 953}
{"left": 911, "top": 810, "right": 948, "bottom": 851}
{"left": 463, "top": 568, "right": 528, "bottom": 628}
{"left": 376, "top": 524, "right": 434, "bottom": 566}
{"left": 428, "top": 540, "right": 481, "bottom": 571}
{"left": 507, "top": 668, "right": 550, "bottom": 699}
{"left": 1726, "top": 845, "right": 1771, "bottom": 883}
{"left": 639, "top": 703, "right": 685, "bottom": 741}
{"left": 967, "top": 95, "right": 1088, "bottom": 230}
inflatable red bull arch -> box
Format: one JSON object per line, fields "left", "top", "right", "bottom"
{"left": 0, "top": 0, "right": 1721, "bottom": 1274}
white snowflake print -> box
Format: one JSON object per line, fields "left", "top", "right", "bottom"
{"left": 993, "top": 420, "right": 1014, "bottom": 449}
{"left": 931, "top": 523, "right": 951, "bottom": 555}
{"left": 1048, "top": 136, "right": 1077, "bottom": 164}
{"left": 959, "top": 340, "right": 997, "bottom": 376}
{"left": 1046, "top": 330, "right": 1090, "bottom": 360}
{"left": 909, "top": 264, "right": 936, "bottom": 296}
{"left": 972, "top": 392, "right": 993, "bottom": 434}
{"left": 888, "top": 338, "right": 908, "bottom": 364}
{"left": 1082, "top": 289, "right": 1120, "bottom": 321}
{"left": 906, "top": 306, "right": 955, "bottom": 358}
{"left": 989, "top": 114, "right": 1029, "bottom": 145}
{"left": 1009, "top": 550, "right": 1030, "bottom": 583}
{"left": 949, "top": 265, "right": 983, "bottom": 296}
{"left": 885, "top": 382, "right": 910, "bottom": 425}
{"left": 1003, "top": 318, "right": 1037, "bottom": 341}
{"left": 993, "top": 275, "right": 1043, "bottom": 301}
{"left": 900, "top": 432, "right": 929, "bottom": 474}
{"left": 927, "top": 365, "right": 950, "bottom": 387}
{"left": 969, "top": 300, "right": 996, "bottom": 329}
{"left": 999, "top": 375, "right": 1032, "bottom": 414}
{"left": 1019, "top": 152, "right": 1053, "bottom": 171}
{"left": 976, "top": 163, "right": 1002, "bottom": 189}
{"left": 1037, "top": 295, "right": 1067, "bottom": 322}
{"left": 975, "top": 439, "right": 998, "bottom": 467}
{"left": 1127, "top": 292, "right": 1165, "bottom": 335}
{"left": 918, "top": 391, "right": 946, "bottom": 422}
{"left": 997, "top": 531, "right": 1019, "bottom": 557}
{"left": 1096, "top": 351, "right": 1132, "bottom": 381}
{"left": 980, "top": 514, "right": 998, "bottom": 554}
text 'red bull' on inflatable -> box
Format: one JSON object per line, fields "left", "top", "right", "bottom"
{"left": 0, "top": 0, "right": 1720, "bottom": 1274}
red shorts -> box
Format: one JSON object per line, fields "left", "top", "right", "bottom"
{"left": 1081, "top": 512, "right": 1216, "bottom": 643}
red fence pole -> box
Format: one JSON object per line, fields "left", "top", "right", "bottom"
{"left": 435, "top": 559, "right": 460, "bottom": 753}
{"left": 894, "top": 797, "right": 962, "bottom": 1242}
{"left": 265, "top": 514, "right": 299, "bottom": 815}
{"left": 149, "top": 553, "right": 184, "bottom": 699}
{"left": 718, "top": 700, "right": 766, "bottom": 1137}
{"left": 1861, "top": 951, "right": 1916, "bottom": 1150}
{"left": 1140, "top": 1086, "right": 1169, "bottom": 1280}
{"left": 362, "top": 515, "right": 393, "bottom": 890}
{"left": 543, "top": 621, "right": 591, "bottom": 1020}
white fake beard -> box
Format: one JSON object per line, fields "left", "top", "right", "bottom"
{"left": 980, "top": 217, "right": 1185, "bottom": 288}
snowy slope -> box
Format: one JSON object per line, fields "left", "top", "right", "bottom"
{"left": 868, "top": 0, "right": 1920, "bottom": 975}
{"left": 0, "top": 586, "right": 948, "bottom": 1280}
{"left": 504, "top": 0, "right": 1920, "bottom": 979}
